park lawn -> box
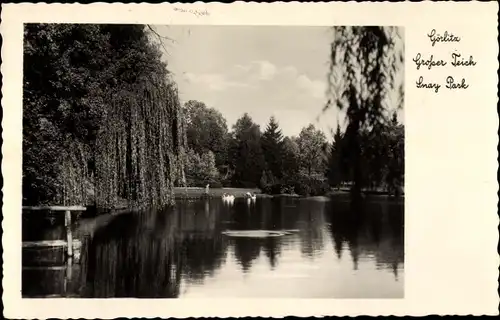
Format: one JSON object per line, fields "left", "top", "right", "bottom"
{"left": 173, "top": 187, "right": 261, "bottom": 198}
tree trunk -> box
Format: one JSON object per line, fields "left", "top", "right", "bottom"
{"left": 350, "top": 129, "right": 363, "bottom": 203}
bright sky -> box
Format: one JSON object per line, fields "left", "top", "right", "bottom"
{"left": 154, "top": 25, "right": 403, "bottom": 139}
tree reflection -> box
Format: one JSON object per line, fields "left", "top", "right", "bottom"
{"left": 232, "top": 237, "right": 262, "bottom": 273}
{"left": 79, "top": 199, "right": 231, "bottom": 298}
{"left": 179, "top": 235, "right": 227, "bottom": 283}
{"left": 229, "top": 198, "right": 295, "bottom": 272}
{"left": 297, "top": 199, "right": 326, "bottom": 260}
{"left": 83, "top": 214, "right": 182, "bottom": 298}
{"left": 326, "top": 196, "right": 404, "bottom": 278}
{"left": 262, "top": 237, "right": 280, "bottom": 269}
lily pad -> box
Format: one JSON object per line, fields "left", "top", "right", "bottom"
{"left": 222, "top": 230, "right": 292, "bottom": 238}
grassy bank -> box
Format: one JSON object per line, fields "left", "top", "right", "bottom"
{"left": 173, "top": 186, "right": 404, "bottom": 200}
{"left": 174, "top": 187, "right": 261, "bottom": 198}
{"left": 327, "top": 188, "right": 405, "bottom": 198}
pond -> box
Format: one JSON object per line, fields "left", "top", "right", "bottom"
{"left": 22, "top": 195, "right": 404, "bottom": 298}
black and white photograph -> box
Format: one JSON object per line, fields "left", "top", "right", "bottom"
{"left": 3, "top": 2, "right": 499, "bottom": 318}
{"left": 21, "top": 24, "right": 405, "bottom": 299}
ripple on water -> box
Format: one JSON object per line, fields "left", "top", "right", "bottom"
{"left": 222, "top": 230, "right": 296, "bottom": 238}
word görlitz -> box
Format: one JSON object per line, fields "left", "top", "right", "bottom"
{"left": 427, "top": 29, "right": 461, "bottom": 47}
{"left": 416, "top": 76, "right": 469, "bottom": 93}
{"left": 413, "top": 52, "right": 476, "bottom": 70}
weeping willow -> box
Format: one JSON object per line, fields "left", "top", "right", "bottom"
{"left": 326, "top": 27, "right": 404, "bottom": 197}
{"left": 60, "top": 141, "right": 93, "bottom": 206}
{"left": 57, "top": 79, "right": 185, "bottom": 209}
{"left": 23, "top": 24, "right": 186, "bottom": 208}
{"left": 94, "top": 79, "right": 185, "bottom": 209}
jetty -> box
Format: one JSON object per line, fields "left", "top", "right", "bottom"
{"left": 22, "top": 206, "right": 86, "bottom": 261}
{"left": 22, "top": 206, "right": 87, "bottom": 297}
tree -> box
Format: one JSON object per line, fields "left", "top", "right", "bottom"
{"left": 281, "top": 136, "right": 300, "bottom": 183}
{"left": 292, "top": 125, "right": 330, "bottom": 196}
{"left": 23, "top": 24, "right": 112, "bottom": 206}
{"left": 326, "top": 123, "right": 344, "bottom": 188}
{"left": 261, "top": 116, "right": 285, "bottom": 180}
{"left": 337, "top": 112, "right": 404, "bottom": 195}
{"left": 384, "top": 112, "right": 404, "bottom": 196}
{"left": 23, "top": 24, "right": 185, "bottom": 208}
{"left": 296, "top": 124, "right": 328, "bottom": 176}
{"left": 326, "top": 27, "right": 404, "bottom": 199}
{"left": 183, "top": 100, "right": 229, "bottom": 169}
{"left": 184, "top": 149, "right": 220, "bottom": 187}
{"left": 230, "top": 113, "right": 265, "bottom": 188}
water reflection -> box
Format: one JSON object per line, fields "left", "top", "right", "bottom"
{"left": 22, "top": 196, "right": 404, "bottom": 298}
{"left": 326, "top": 196, "right": 404, "bottom": 277}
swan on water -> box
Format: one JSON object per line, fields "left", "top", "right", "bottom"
{"left": 222, "top": 193, "right": 235, "bottom": 201}
{"left": 245, "top": 192, "right": 257, "bottom": 200}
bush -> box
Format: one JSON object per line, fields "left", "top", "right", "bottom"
{"left": 261, "top": 182, "right": 296, "bottom": 195}
{"left": 292, "top": 174, "right": 330, "bottom": 197}
{"left": 220, "top": 177, "right": 233, "bottom": 188}
{"left": 280, "top": 185, "right": 295, "bottom": 194}
{"left": 261, "top": 184, "right": 272, "bottom": 194}
{"left": 293, "top": 182, "right": 310, "bottom": 197}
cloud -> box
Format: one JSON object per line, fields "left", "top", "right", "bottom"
{"left": 183, "top": 72, "right": 249, "bottom": 91}
{"left": 184, "top": 60, "right": 326, "bottom": 99}
{"left": 175, "top": 60, "right": 330, "bottom": 136}
{"left": 249, "top": 61, "right": 326, "bottom": 99}
{"left": 253, "top": 60, "right": 277, "bottom": 80}
{"left": 296, "top": 74, "right": 327, "bottom": 99}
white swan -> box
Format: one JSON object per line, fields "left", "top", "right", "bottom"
{"left": 245, "top": 192, "right": 257, "bottom": 201}
{"left": 222, "top": 193, "right": 235, "bottom": 202}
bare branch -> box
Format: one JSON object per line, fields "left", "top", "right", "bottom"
{"left": 146, "top": 24, "right": 176, "bottom": 55}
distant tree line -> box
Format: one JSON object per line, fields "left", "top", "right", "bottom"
{"left": 180, "top": 100, "right": 404, "bottom": 197}
{"left": 180, "top": 26, "right": 405, "bottom": 198}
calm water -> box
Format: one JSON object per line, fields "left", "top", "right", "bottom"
{"left": 22, "top": 196, "right": 404, "bottom": 298}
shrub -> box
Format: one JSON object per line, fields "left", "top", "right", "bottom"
{"left": 261, "top": 182, "right": 296, "bottom": 195}
{"left": 220, "top": 177, "right": 233, "bottom": 188}
{"left": 292, "top": 173, "right": 330, "bottom": 197}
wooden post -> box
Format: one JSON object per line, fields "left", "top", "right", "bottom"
{"left": 65, "top": 210, "right": 73, "bottom": 257}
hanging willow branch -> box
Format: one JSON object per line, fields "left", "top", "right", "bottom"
{"left": 324, "top": 26, "right": 404, "bottom": 197}
{"left": 326, "top": 26, "right": 404, "bottom": 130}
{"left": 94, "top": 78, "right": 185, "bottom": 209}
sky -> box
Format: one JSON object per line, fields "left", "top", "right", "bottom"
{"left": 154, "top": 25, "right": 403, "bottom": 139}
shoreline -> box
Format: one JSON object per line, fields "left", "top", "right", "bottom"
{"left": 23, "top": 187, "right": 403, "bottom": 213}
{"left": 173, "top": 187, "right": 404, "bottom": 199}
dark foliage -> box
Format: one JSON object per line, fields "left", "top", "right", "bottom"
{"left": 23, "top": 24, "right": 185, "bottom": 208}
{"left": 229, "top": 113, "right": 266, "bottom": 188}
{"left": 325, "top": 26, "right": 404, "bottom": 198}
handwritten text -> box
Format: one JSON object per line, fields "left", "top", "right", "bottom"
{"left": 414, "top": 30, "right": 475, "bottom": 93}
{"left": 173, "top": 7, "right": 210, "bottom": 17}
{"left": 427, "top": 29, "right": 461, "bottom": 47}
